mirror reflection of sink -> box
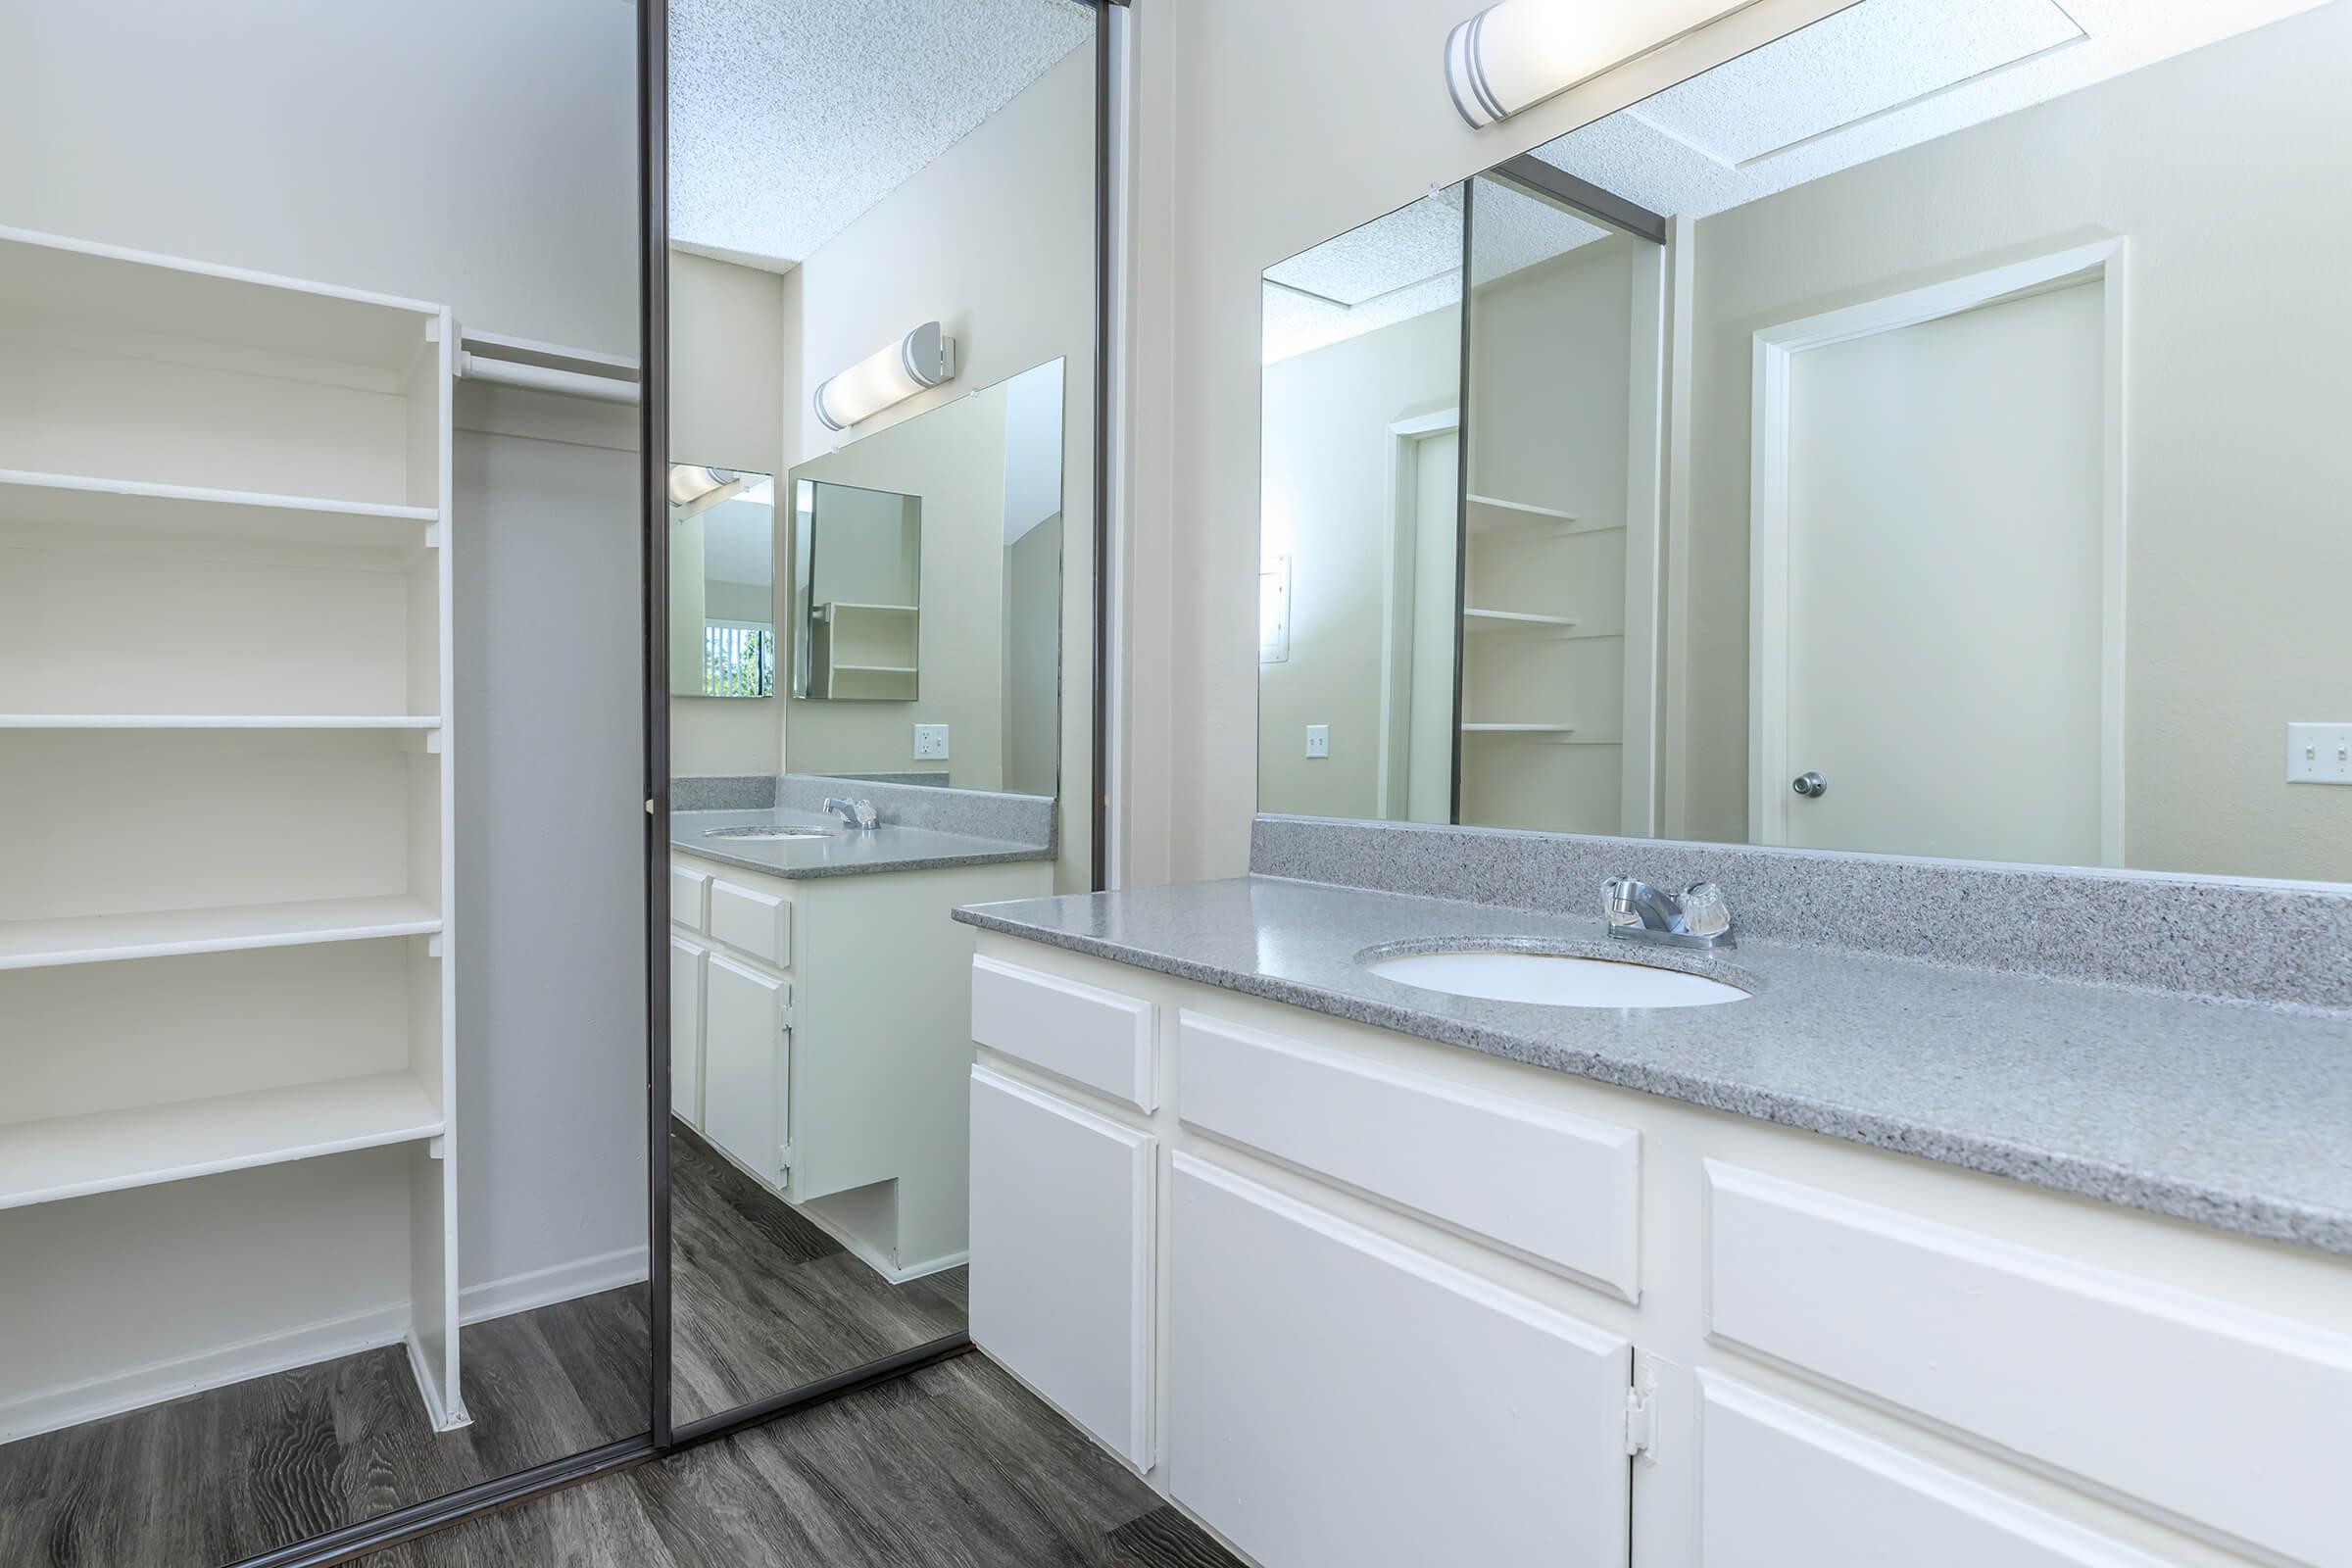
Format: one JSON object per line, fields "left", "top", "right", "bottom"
{"left": 703, "top": 826, "right": 833, "bottom": 842}
{"left": 1365, "top": 951, "right": 1748, "bottom": 1009}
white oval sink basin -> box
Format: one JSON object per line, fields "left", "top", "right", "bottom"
{"left": 1367, "top": 951, "right": 1748, "bottom": 1009}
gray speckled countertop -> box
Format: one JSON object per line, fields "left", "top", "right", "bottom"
{"left": 953, "top": 875, "right": 2352, "bottom": 1256}
{"left": 673, "top": 808, "right": 1053, "bottom": 879}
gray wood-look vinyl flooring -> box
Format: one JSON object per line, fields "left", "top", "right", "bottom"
{"left": 0, "top": 1287, "right": 650, "bottom": 1568}
{"left": 669, "top": 1126, "right": 968, "bottom": 1424}
{"left": 367, "top": 1352, "right": 1244, "bottom": 1568}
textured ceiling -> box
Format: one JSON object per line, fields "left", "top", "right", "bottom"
{"left": 1534, "top": 0, "right": 2323, "bottom": 221}
{"left": 1265, "top": 0, "right": 2325, "bottom": 361}
{"left": 669, "top": 0, "right": 1094, "bottom": 269}
{"left": 1262, "top": 183, "right": 1606, "bottom": 362}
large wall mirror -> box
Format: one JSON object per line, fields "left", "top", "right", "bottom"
{"left": 662, "top": 0, "right": 1099, "bottom": 1439}
{"left": 1260, "top": 0, "right": 2352, "bottom": 887}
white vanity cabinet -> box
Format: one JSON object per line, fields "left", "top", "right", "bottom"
{"left": 965, "top": 937, "right": 2352, "bottom": 1568}
{"left": 670, "top": 848, "right": 1050, "bottom": 1279}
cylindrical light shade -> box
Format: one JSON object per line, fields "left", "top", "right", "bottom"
{"left": 813, "top": 321, "right": 957, "bottom": 431}
{"left": 1446, "top": 0, "right": 1726, "bottom": 128}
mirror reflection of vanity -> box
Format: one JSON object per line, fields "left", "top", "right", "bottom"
{"left": 1260, "top": 0, "right": 2352, "bottom": 888}
{"left": 662, "top": 0, "right": 1094, "bottom": 1428}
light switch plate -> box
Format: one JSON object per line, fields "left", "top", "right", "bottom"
{"left": 914, "top": 724, "right": 950, "bottom": 760}
{"left": 1305, "top": 724, "right": 1329, "bottom": 759}
{"left": 2287, "top": 722, "right": 2352, "bottom": 784}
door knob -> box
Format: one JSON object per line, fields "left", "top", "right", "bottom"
{"left": 1791, "top": 771, "right": 1828, "bottom": 799}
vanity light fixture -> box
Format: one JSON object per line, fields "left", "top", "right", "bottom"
{"left": 1446, "top": 0, "right": 1718, "bottom": 128}
{"left": 668, "top": 464, "right": 742, "bottom": 506}
{"left": 813, "top": 320, "right": 957, "bottom": 431}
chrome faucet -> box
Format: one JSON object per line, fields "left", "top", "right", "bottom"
{"left": 1604, "top": 876, "right": 1734, "bottom": 950}
{"left": 822, "top": 797, "right": 879, "bottom": 830}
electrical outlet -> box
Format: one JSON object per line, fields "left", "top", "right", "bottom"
{"left": 913, "top": 724, "right": 950, "bottom": 760}
{"left": 2287, "top": 722, "right": 2352, "bottom": 785}
{"left": 1305, "top": 724, "right": 1329, "bottom": 760}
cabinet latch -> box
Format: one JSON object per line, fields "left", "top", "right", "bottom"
{"left": 776, "top": 1143, "right": 794, "bottom": 1181}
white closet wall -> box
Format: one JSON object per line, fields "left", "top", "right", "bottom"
{"left": 0, "top": 228, "right": 465, "bottom": 1439}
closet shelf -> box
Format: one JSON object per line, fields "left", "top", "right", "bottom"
{"left": 0, "top": 895, "right": 441, "bottom": 972}
{"left": 1461, "top": 722, "right": 1577, "bottom": 734}
{"left": 0, "top": 1071, "right": 443, "bottom": 1211}
{"left": 1463, "top": 608, "right": 1578, "bottom": 631}
{"left": 1466, "top": 493, "right": 1577, "bottom": 528}
{"left": 0, "top": 714, "right": 441, "bottom": 731}
{"left": 0, "top": 469, "right": 439, "bottom": 561}
{"left": 827, "top": 664, "right": 917, "bottom": 675}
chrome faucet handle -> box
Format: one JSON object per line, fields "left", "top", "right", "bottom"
{"left": 822, "top": 797, "right": 879, "bottom": 830}
{"left": 1679, "top": 882, "right": 1731, "bottom": 939}
{"left": 1604, "top": 875, "right": 1675, "bottom": 932}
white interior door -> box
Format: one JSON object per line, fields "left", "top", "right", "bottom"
{"left": 1406, "top": 428, "right": 1459, "bottom": 824}
{"left": 1768, "top": 277, "right": 2109, "bottom": 865}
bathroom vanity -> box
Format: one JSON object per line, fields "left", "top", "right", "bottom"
{"left": 670, "top": 785, "right": 1051, "bottom": 1280}
{"left": 956, "top": 824, "right": 2352, "bottom": 1568}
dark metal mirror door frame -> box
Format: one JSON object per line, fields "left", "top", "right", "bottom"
{"left": 642, "top": 0, "right": 1120, "bottom": 1454}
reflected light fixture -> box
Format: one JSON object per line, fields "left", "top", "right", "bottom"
{"left": 813, "top": 321, "right": 957, "bottom": 431}
{"left": 1446, "top": 0, "right": 1720, "bottom": 128}
{"left": 668, "top": 464, "right": 741, "bottom": 506}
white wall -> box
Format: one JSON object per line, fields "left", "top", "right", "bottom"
{"left": 0, "top": 0, "right": 638, "bottom": 358}
{"left": 1257, "top": 306, "right": 1459, "bottom": 819}
{"left": 670, "top": 249, "right": 790, "bottom": 775}
{"left": 1675, "top": 1, "right": 2352, "bottom": 883}
{"left": 0, "top": 0, "right": 648, "bottom": 1305}
{"left": 785, "top": 39, "right": 1098, "bottom": 890}
{"left": 1118, "top": 0, "right": 1855, "bottom": 882}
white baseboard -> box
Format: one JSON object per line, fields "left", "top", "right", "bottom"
{"left": 795, "top": 1197, "right": 968, "bottom": 1286}
{"left": 459, "top": 1244, "right": 650, "bottom": 1327}
{"left": 0, "top": 1299, "right": 409, "bottom": 1446}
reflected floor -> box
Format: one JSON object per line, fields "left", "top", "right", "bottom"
{"left": 376, "top": 1352, "right": 1242, "bottom": 1567}
{"left": 0, "top": 1287, "right": 650, "bottom": 1568}
{"left": 669, "top": 1126, "right": 966, "bottom": 1423}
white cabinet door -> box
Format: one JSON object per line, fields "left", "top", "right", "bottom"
{"left": 969, "top": 1066, "right": 1154, "bottom": 1468}
{"left": 670, "top": 936, "right": 706, "bottom": 1129}
{"left": 704, "top": 953, "right": 786, "bottom": 1185}
{"left": 1167, "top": 1153, "right": 1632, "bottom": 1568}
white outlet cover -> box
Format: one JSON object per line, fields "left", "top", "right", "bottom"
{"left": 914, "top": 723, "right": 950, "bottom": 760}
{"left": 1305, "top": 724, "right": 1329, "bottom": 759}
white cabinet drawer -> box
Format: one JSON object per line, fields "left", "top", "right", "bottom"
{"left": 1178, "top": 1009, "right": 1641, "bottom": 1299}
{"left": 1698, "top": 1375, "right": 2169, "bottom": 1568}
{"left": 1167, "top": 1154, "right": 1632, "bottom": 1568}
{"left": 969, "top": 1066, "right": 1154, "bottom": 1467}
{"left": 1705, "top": 1162, "right": 2352, "bottom": 1568}
{"left": 670, "top": 936, "right": 705, "bottom": 1129}
{"left": 709, "top": 878, "right": 791, "bottom": 968}
{"left": 970, "top": 955, "right": 1156, "bottom": 1110}
{"left": 669, "top": 863, "right": 709, "bottom": 932}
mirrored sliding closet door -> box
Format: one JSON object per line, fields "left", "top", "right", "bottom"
{"left": 659, "top": 0, "right": 1104, "bottom": 1433}
{"left": 0, "top": 3, "right": 655, "bottom": 1563}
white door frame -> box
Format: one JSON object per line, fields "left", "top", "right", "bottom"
{"left": 1377, "top": 408, "right": 1460, "bottom": 819}
{"left": 1747, "top": 238, "right": 2129, "bottom": 864}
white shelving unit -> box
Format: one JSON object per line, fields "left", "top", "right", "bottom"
{"left": 817, "top": 600, "right": 920, "bottom": 700}
{"left": 0, "top": 226, "right": 465, "bottom": 1443}
{"left": 1463, "top": 607, "right": 1578, "bottom": 632}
